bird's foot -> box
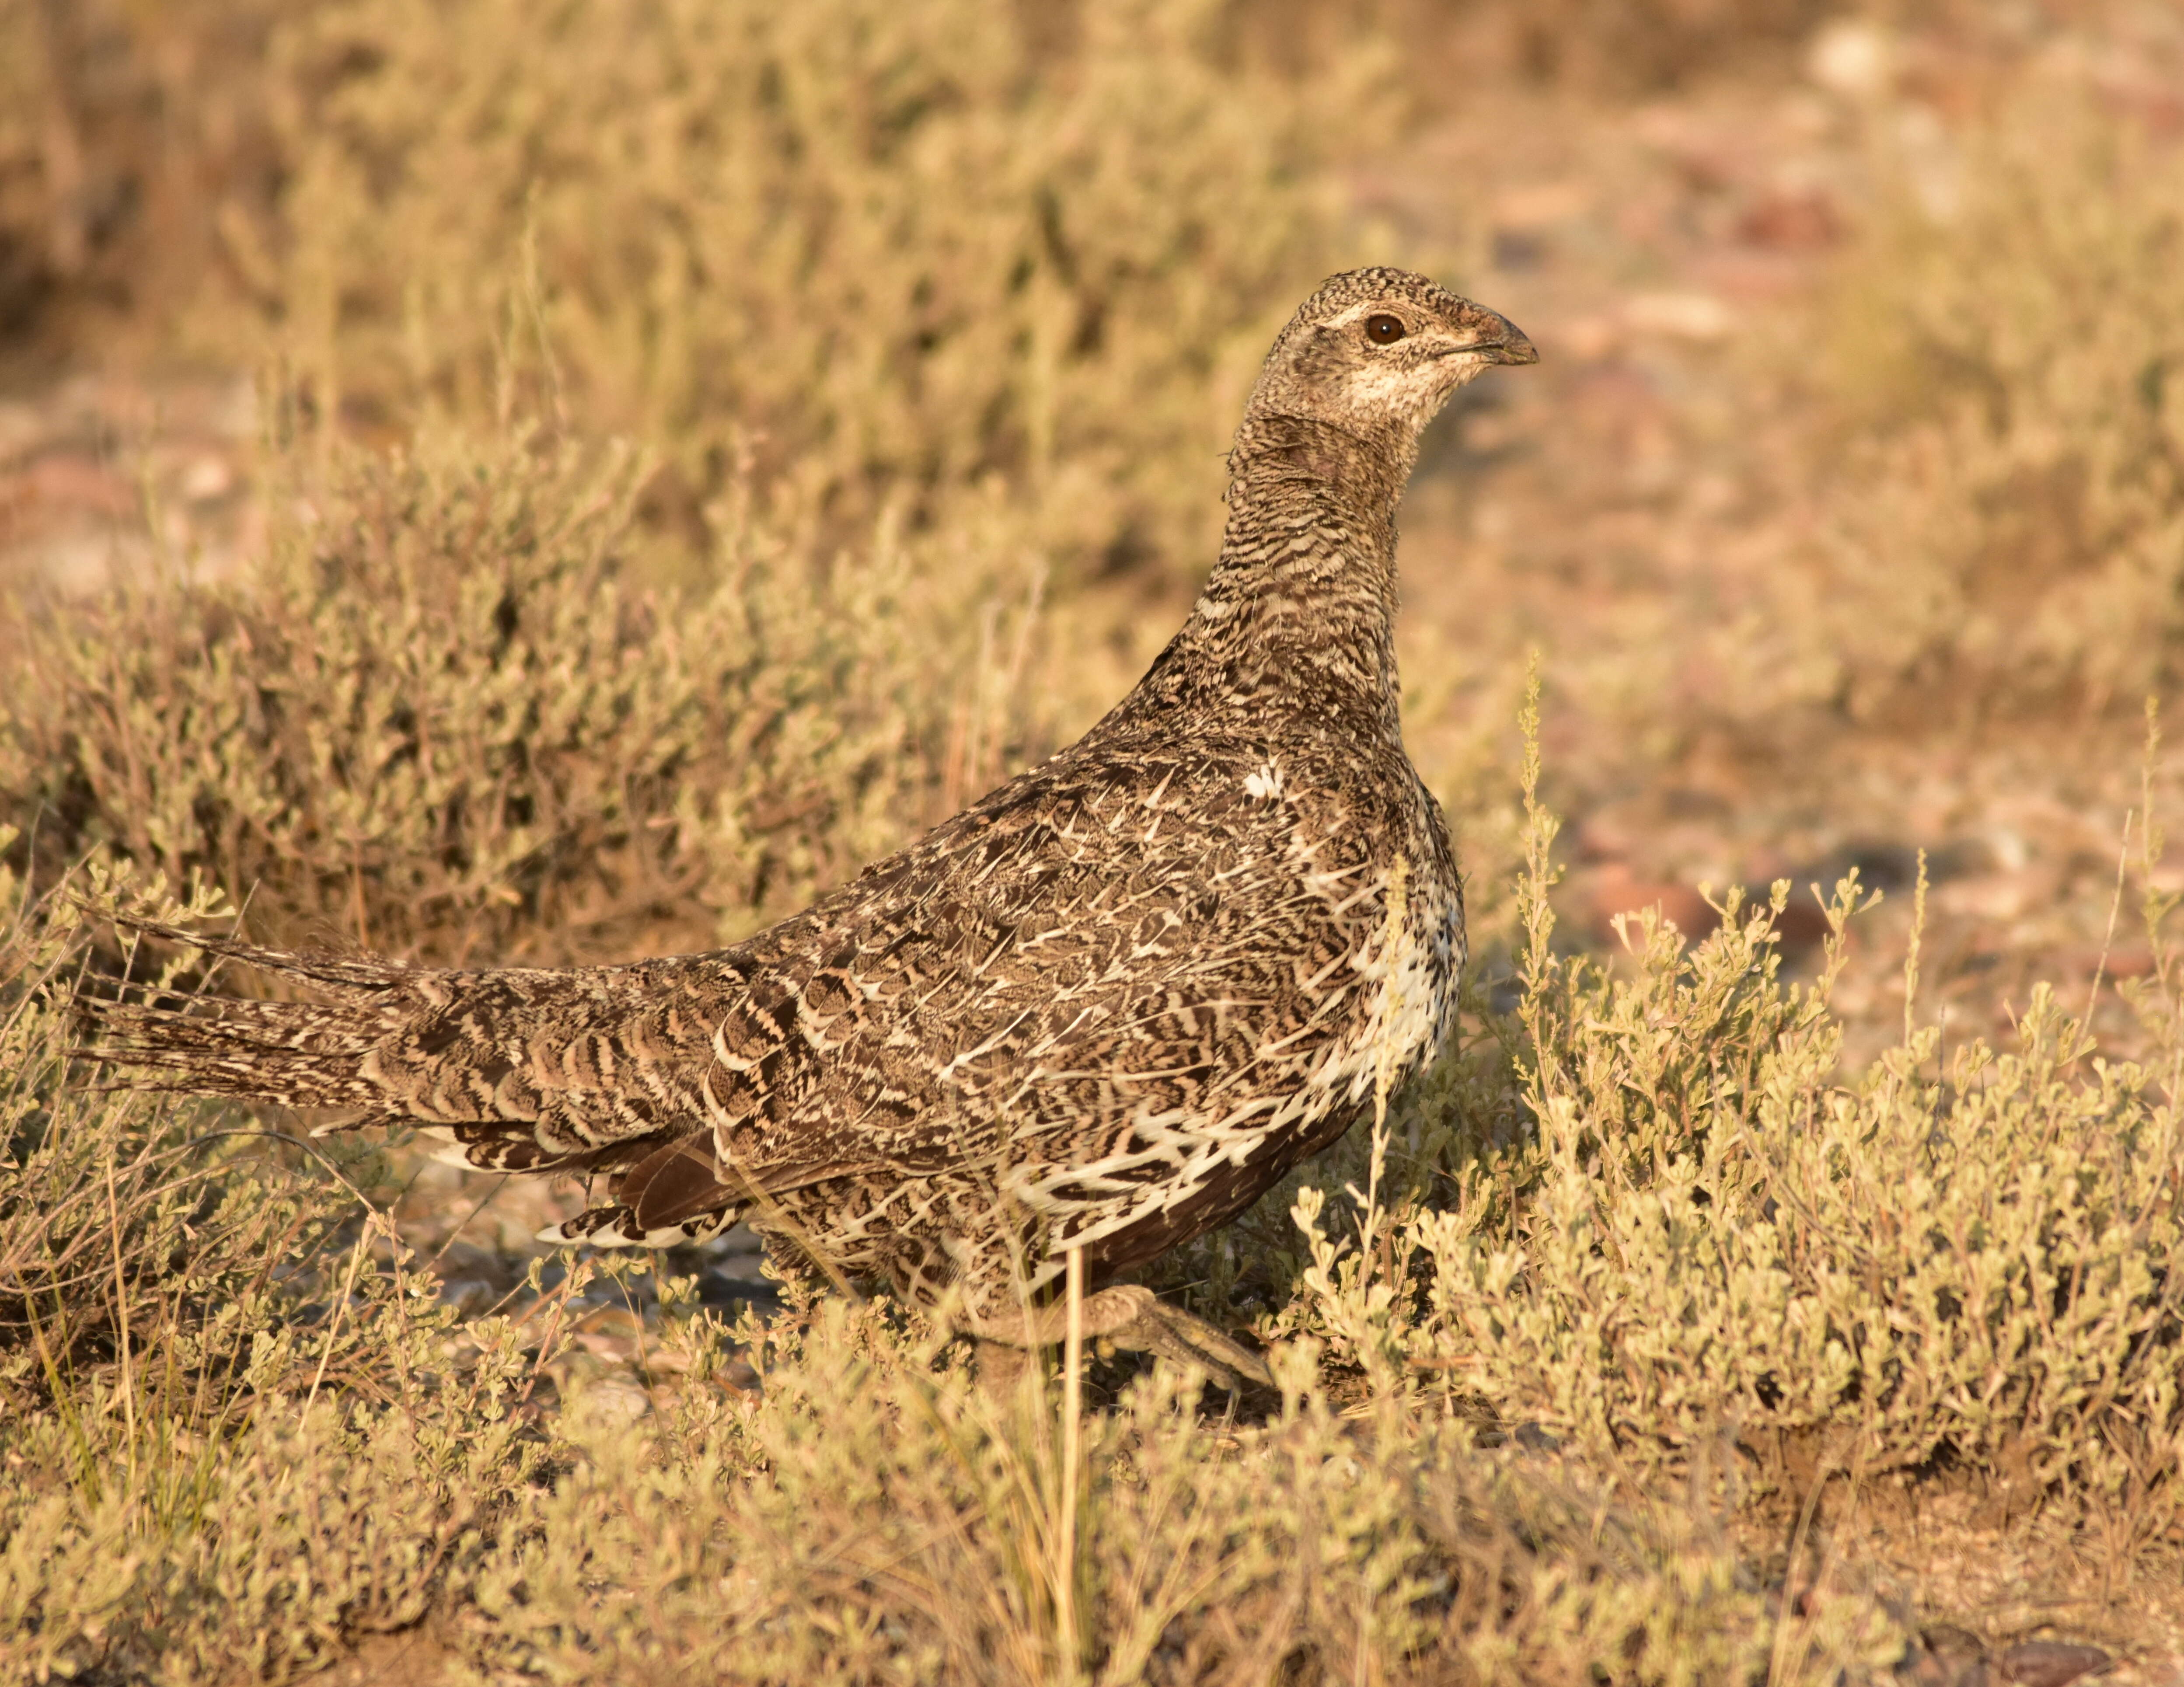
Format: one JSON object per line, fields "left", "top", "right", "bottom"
{"left": 966, "top": 1284, "right": 1272, "bottom": 1397}
{"left": 1096, "top": 1286, "right": 1274, "bottom": 1393}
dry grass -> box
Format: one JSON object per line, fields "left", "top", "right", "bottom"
{"left": 7, "top": 1, "right": 2184, "bottom": 1681}
{"left": 0, "top": 867, "right": 1908, "bottom": 1685}
{"left": 14, "top": 704, "right": 2183, "bottom": 1679}
{"left": 6, "top": 0, "right": 1390, "bottom": 582}
{"left": 1790, "top": 80, "right": 2184, "bottom": 725}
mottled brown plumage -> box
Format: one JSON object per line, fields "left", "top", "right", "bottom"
{"left": 80, "top": 268, "right": 1535, "bottom": 1386}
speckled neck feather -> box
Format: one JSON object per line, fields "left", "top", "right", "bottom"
{"left": 1134, "top": 409, "right": 1412, "bottom": 742}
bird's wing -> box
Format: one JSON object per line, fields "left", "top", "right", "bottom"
{"left": 723, "top": 742, "right": 1393, "bottom": 1185}
{"left": 80, "top": 740, "right": 1388, "bottom": 1242}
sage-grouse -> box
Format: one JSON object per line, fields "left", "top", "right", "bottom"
{"left": 83, "top": 268, "right": 1535, "bottom": 1388}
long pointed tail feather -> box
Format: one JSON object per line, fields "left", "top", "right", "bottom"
{"left": 97, "top": 911, "right": 419, "bottom": 992}
{"left": 72, "top": 917, "right": 750, "bottom": 1245}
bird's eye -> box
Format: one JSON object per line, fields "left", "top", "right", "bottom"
{"left": 1364, "top": 314, "right": 1406, "bottom": 344}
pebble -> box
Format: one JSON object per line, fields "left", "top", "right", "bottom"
{"left": 1996, "top": 1642, "right": 2112, "bottom": 1687}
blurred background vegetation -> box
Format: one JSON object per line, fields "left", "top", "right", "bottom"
{"left": 4, "top": 0, "right": 2181, "bottom": 975}
{"left": 6, "top": 0, "right": 2184, "bottom": 1679}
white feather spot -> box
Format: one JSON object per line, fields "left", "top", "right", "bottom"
{"left": 419, "top": 1130, "right": 489, "bottom": 1170}
{"left": 1243, "top": 763, "right": 1285, "bottom": 801}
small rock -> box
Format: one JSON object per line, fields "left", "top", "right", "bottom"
{"left": 21, "top": 452, "right": 136, "bottom": 516}
{"left": 440, "top": 1276, "right": 500, "bottom": 1316}
{"left": 1894, "top": 1647, "right": 1945, "bottom": 1684}
{"left": 1807, "top": 18, "right": 1897, "bottom": 100}
{"left": 1585, "top": 861, "right": 1721, "bottom": 946}
{"left": 1897, "top": 1626, "right": 1987, "bottom": 1687}
{"left": 179, "top": 454, "right": 234, "bottom": 502}
{"left": 1996, "top": 1642, "right": 2111, "bottom": 1687}
{"left": 574, "top": 1329, "right": 639, "bottom": 1363}
{"left": 1737, "top": 187, "right": 1842, "bottom": 251}
{"left": 1622, "top": 290, "right": 1735, "bottom": 343}
{"left": 572, "top": 1378, "right": 652, "bottom": 1427}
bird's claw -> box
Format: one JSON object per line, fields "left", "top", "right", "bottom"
{"left": 1107, "top": 1297, "right": 1274, "bottom": 1393}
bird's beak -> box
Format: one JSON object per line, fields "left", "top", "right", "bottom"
{"left": 1450, "top": 309, "right": 1538, "bottom": 365}
{"left": 1475, "top": 328, "right": 1538, "bottom": 365}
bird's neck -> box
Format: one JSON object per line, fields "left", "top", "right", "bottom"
{"left": 1127, "top": 413, "right": 1417, "bottom": 735}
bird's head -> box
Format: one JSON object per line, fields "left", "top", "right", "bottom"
{"left": 1242, "top": 267, "right": 1536, "bottom": 443}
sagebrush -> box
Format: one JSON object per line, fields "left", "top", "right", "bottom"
{"left": 7, "top": 5, "right": 2184, "bottom": 1679}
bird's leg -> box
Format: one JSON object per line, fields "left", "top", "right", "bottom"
{"left": 1096, "top": 1288, "right": 1276, "bottom": 1392}
{"left": 967, "top": 1285, "right": 1144, "bottom": 1397}
{"left": 968, "top": 1284, "right": 1273, "bottom": 1394}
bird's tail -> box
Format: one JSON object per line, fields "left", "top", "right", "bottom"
{"left": 73, "top": 916, "right": 419, "bottom": 1108}
{"left": 73, "top": 916, "right": 743, "bottom": 1249}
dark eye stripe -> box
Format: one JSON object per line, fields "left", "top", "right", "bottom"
{"left": 1365, "top": 314, "right": 1405, "bottom": 344}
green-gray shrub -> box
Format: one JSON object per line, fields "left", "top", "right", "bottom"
{"left": 0, "top": 430, "right": 1052, "bottom": 962}
{"left": 1288, "top": 734, "right": 2184, "bottom": 1530}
